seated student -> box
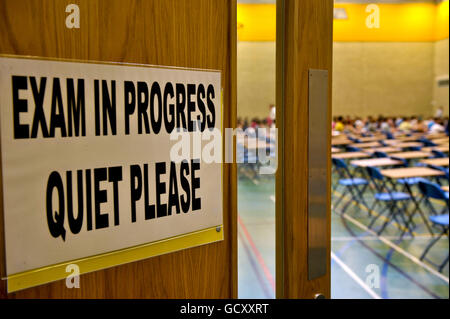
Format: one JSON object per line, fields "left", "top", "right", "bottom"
{"left": 398, "top": 116, "right": 412, "bottom": 132}
{"left": 425, "top": 117, "right": 435, "bottom": 131}
{"left": 246, "top": 119, "right": 257, "bottom": 136}
{"left": 354, "top": 117, "right": 363, "bottom": 128}
{"left": 429, "top": 118, "right": 446, "bottom": 133}
{"left": 243, "top": 118, "right": 249, "bottom": 131}
{"left": 395, "top": 116, "right": 404, "bottom": 128}
{"left": 412, "top": 116, "right": 428, "bottom": 133}
{"left": 261, "top": 118, "right": 268, "bottom": 128}
{"left": 237, "top": 117, "right": 244, "bottom": 130}
{"left": 366, "top": 116, "right": 378, "bottom": 132}
{"left": 389, "top": 117, "right": 397, "bottom": 132}
{"left": 353, "top": 117, "right": 365, "bottom": 134}
{"left": 410, "top": 116, "right": 418, "bottom": 128}
{"left": 342, "top": 118, "right": 351, "bottom": 133}
{"left": 335, "top": 116, "right": 345, "bottom": 132}
{"left": 250, "top": 118, "right": 259, "bottom": 129}
{"left": 379, "top": 116, "right": 393, "bottom": 133}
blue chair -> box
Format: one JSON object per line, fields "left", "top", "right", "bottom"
{"left": 390, "top": 156, "right": 408, "bottom": 167}
{"left": 332, "top": 158, "right": 369, "bottom": 214}
{"left": 366, "top": 166, "right": 413, "bottom": 235}
{"left": 395, "top": 174, "right": 430, "bottom": 236}
{"left": 385, "top": 132, "right": 394, "bottom": 140}
{"left": 390, "top": 156, "right": 426, "bottom": 190}
{"left": 415, "top": 162, "right": 428, "bottom": 167}
{"left": 418, "top": 180, "right": 449, "bottom": 216}
{"left": 417, "top": 138, "right": 437, "bottom": 147}
{"left": 420, "top": 214, "right": 449, "bottom": 273}
{"left": 346, "top": 146, "right": 362, "bottom": 152}
{"left": 390, "top": 155, "right": 428, "bottom": 186}
{"left": 432, "top": 150, "right": 446, "bottom": 158}
{"left": 430, "top": 165, "right": 449, "bottom": 180}
{"left": 373, "top": 151, "right": 388, "bottom": 158}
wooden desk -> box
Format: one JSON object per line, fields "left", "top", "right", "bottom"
{"left": 395, "top": 136, "right": 421, "bottom": 142}
{"left": 427, "top": 133, "right": 447, "bottom": 139}
{"left": 332, "top": 147, "right": 342, "bottom": 154}
{"left": 383, "top": 139, "right": 401, "bottom": 145}
{"left": 392, "top": 142, "right": 423, "bottom": 148}
{"left": 431, "top": 138, "right": 449, "bottom": 145}
{"left": 381, "top": 166, "right": 444, "bottom": 235}
{"left": 419, "top": 157, "right": 449, "bottom": 167}
{"left": 332, "top": 131, "right": 341, "bottom": 137}
{"left": 350, "top": 158, "right": 403, "bottom": 168}
{"left": 422, "top": 145, "right": 449, "bottom": 153}
{"left": 349, "top": 142, "right": 381, "bottom": 148}
{"left": 442, "top": 186, "right": 449, "bottom": 192}
{"left": 381, "top": 167, "right": 444, "bottom": 179}
{"left": 357, "top": 136, "right": 384, "bottom": 142}
{"left": 332, "top": 139, "right": 351, "bottom": 146}
{"left": 364, "top": 147, "right": 402, "bottom": 154}
{"left": 388, "top": 151, "right": 432, "bottom": 160}
{"left": 394, "top": 132, "right": 422, "bottom": 138}
{"left": 332, "top": 152, "right": 370, "bottom": 160}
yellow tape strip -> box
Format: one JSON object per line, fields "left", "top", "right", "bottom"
{"left": 7, "top": 225, "right": 223, "bottom": 293}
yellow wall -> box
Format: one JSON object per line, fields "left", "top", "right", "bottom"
{"left": 237, "top": 1, "right": 449, "bottom": 119}
{"left": 332, "top": 1, "right": 449, "bottom": 117}
{"left": 237, "top": 4, "right": 276, "bottom": 42}
{"left": 436, "top": 0, "right": 450, "bottom": 40}
{"left": 237, "top": 2, "right": 449, "bottom": 42}
{"left": 333, "top": 2, "right": 448, "bottom": 42}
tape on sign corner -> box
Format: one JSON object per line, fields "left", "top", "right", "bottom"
{"left": 6, "top": 225, "right": 224, "bottom": 293}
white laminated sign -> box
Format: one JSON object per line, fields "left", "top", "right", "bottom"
{"left": 0, "top": 56, "right": 223, "bottom": 288}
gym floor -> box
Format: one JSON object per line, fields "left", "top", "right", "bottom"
{"left": 237, "top": 167, "right": 449, "bottom": 299}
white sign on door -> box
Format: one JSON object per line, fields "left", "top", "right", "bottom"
{"left": 0, "top": 56, "right": 223, "bottom": 275}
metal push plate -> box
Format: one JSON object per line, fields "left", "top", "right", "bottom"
{"left": 308, "top": 69, "right": 329, "bottom": 280}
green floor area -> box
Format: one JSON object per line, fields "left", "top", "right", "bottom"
{"left": 238, "top": 172, "right": 275, "bottom": 299}
{"left": 237, "top": 165, "right": 449, "bottom": 299}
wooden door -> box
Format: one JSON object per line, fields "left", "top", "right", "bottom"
{"left": 0, "top": 0, "right": 237, "bottom": 298}
{"left": 276, "top": 0, "right": 333, "bottom": 298}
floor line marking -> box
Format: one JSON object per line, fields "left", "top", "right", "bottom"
{"left": 339, "top": 212, "right": 442, "bottom": 299}
{"left": 331, "top": 251, "right": 381, "bottom": 299}
{"left": 339, "top": 211, "right": 449, "bottom": 284}
{"left": 238, "top": 230, "right": 273, "bottom": 299}
{"left": 238, "top": 214, "right": 276, "bottom": 293}
{"left": 332, "top": 190, "right": 415, "bottom": 235}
